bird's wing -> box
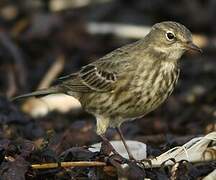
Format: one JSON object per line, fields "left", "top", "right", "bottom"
{"left": 79, "top": 64, "right": 117, "bottom": 91}
{"left": 57, "top": 63, "right": 118, "bottom": 93}
{"left": 57, "top": 44, "right": 135, "bottom": 93}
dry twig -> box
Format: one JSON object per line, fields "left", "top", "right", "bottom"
{"left": 31, "top": 161, "right": 106, "bottom": 169}
{"left": 37, "top": 54, "right": 65, "bottom": 90}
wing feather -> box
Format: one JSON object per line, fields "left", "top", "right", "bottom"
{"left": 57, "top": 64, "right": 117, "bottom": 93}
{"left": 79, "top": 64, "right": 116, "bottom": 92}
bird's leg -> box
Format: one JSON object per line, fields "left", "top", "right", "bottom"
{"left": 116, "top": 127, "right": 135, "bottom": 160}
{"left": 97, "top": 117, "right": 120, "bottom": 155}
{"left": 99, "top": 134, "right": 120, "bottom": 155}
{"left": 99, "top": 134, "right": 129, "bottom": 164}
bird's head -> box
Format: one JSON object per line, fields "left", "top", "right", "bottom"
{"left": 148, "top": 21, "right": 201, "bottom": 60}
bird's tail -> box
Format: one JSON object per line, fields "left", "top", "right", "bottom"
{"left": 11, "top": 86, "right": 60, "bottom": 101}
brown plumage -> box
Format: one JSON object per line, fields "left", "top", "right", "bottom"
{"left": 13, "top": 21, "right": 201, "bottom": 159}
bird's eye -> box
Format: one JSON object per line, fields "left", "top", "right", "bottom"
{"left": 166, "top": 31, "right": 175, "bottom": 41}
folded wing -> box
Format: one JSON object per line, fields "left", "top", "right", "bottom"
{"left": 58, "top": 64, "right": 117, "bottom": 93}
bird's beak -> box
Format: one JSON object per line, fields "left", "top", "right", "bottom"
{"left": 184, "top": 42, "right": 202, "bottom": 53}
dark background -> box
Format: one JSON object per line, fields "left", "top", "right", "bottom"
{"left": 0, "top": 0, "right": 215, "bottom": 179}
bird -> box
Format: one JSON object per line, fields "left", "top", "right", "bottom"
{"left": 12, "top": 21, "right": 201, "bottom": 160}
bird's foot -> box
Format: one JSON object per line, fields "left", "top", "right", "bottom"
{"left": 134, "top": 158, "right": 152, "bottom": 168}
{"left": 100, "top": 135, "right": 119, "bottom": 155}
{"left": 99, "top": 135, "right": 151, "bottom": 166}
{"left": 99, "top": 135, "right": 128, "bottom": 164}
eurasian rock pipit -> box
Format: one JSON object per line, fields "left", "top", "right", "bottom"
{"left": 13, "top": 21, "right": 201, "bottom": 160}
